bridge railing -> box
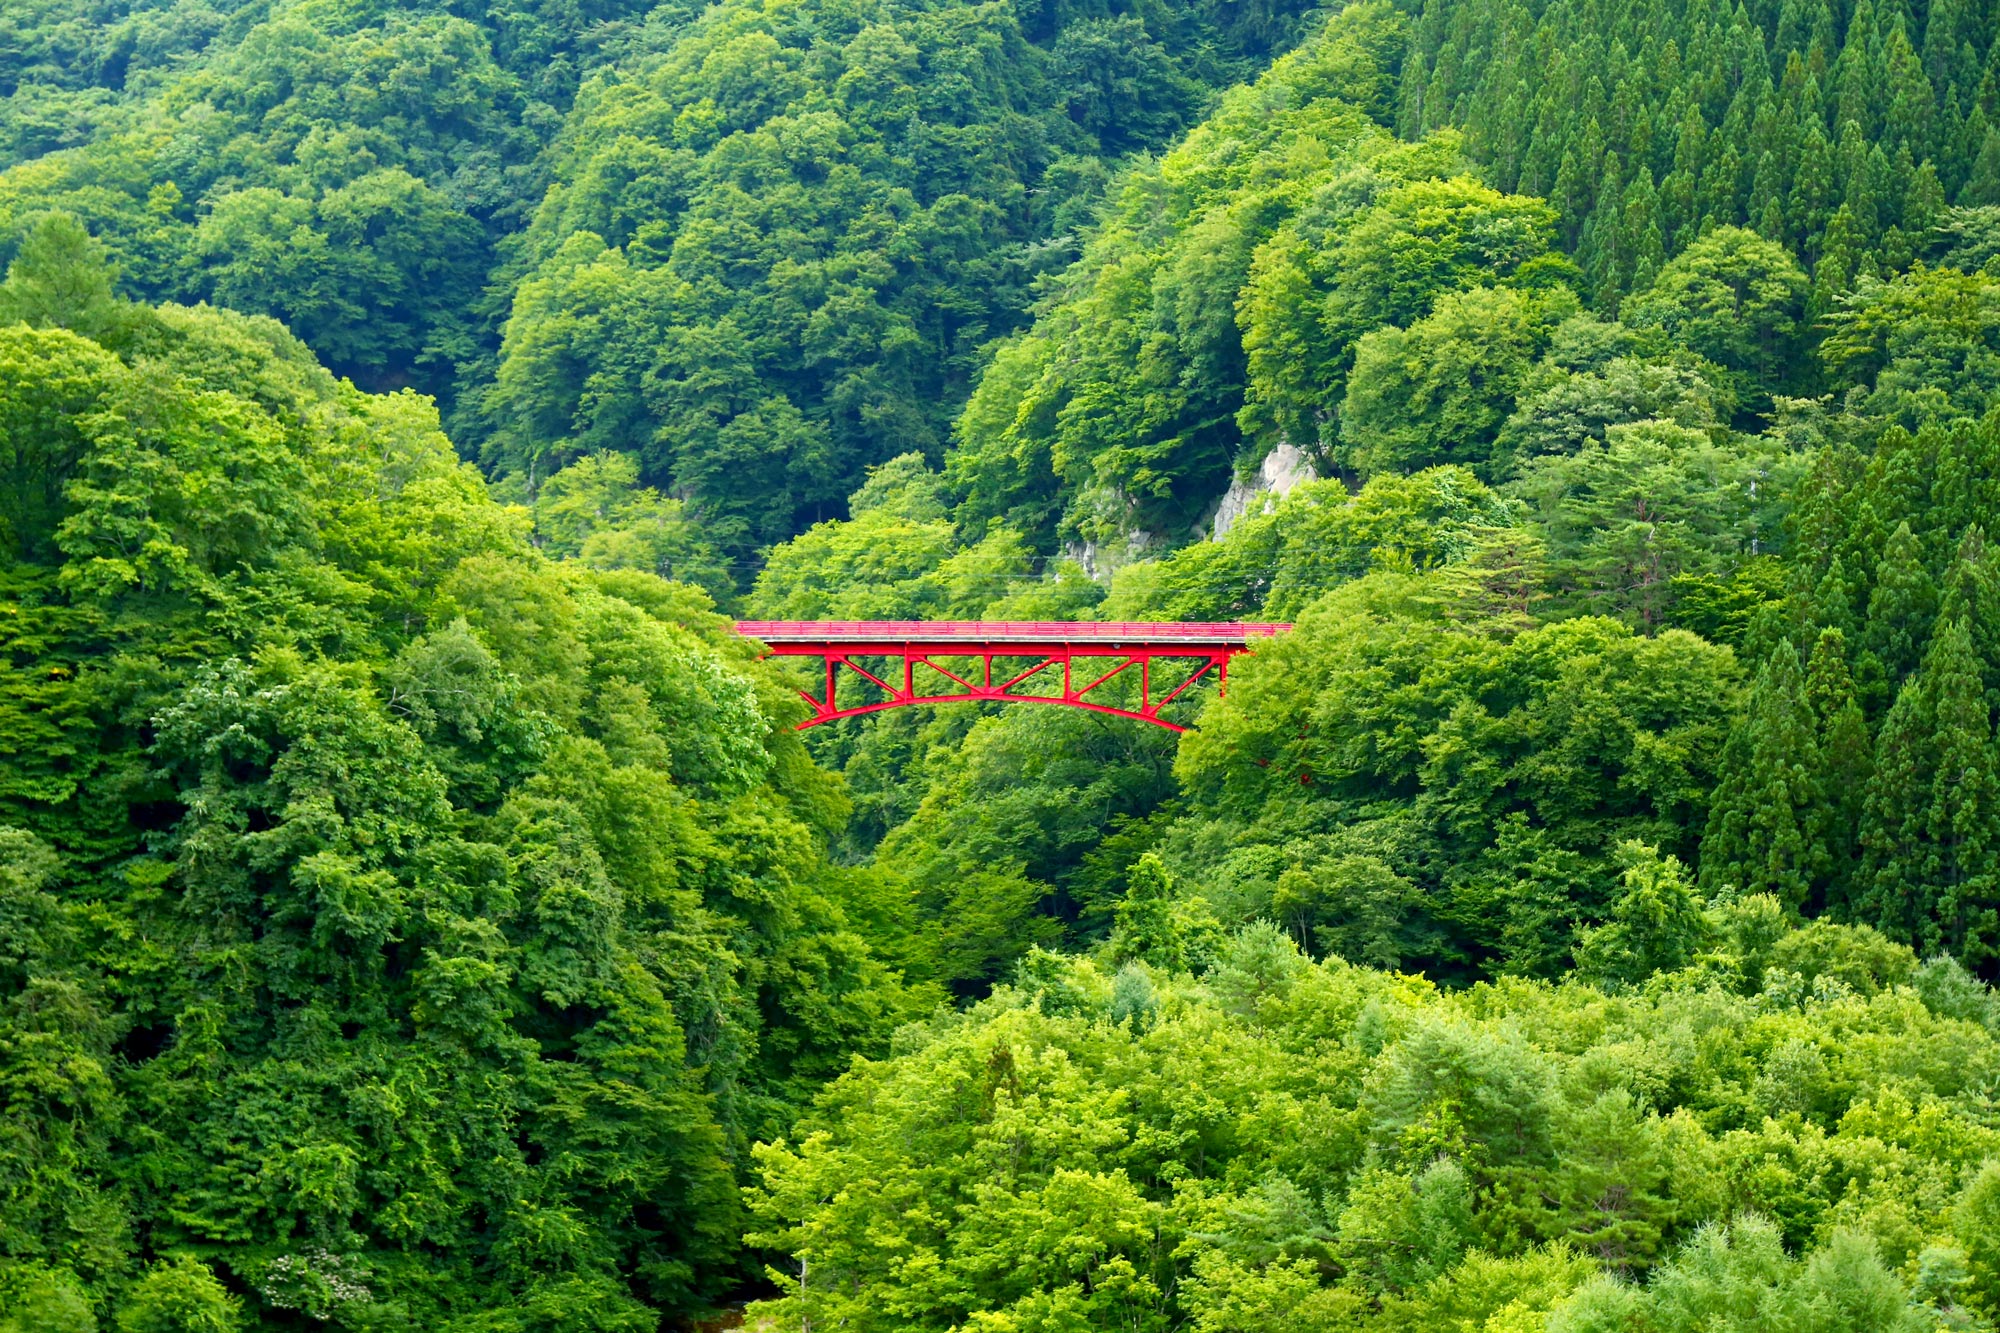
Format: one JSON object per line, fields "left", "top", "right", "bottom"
{"left": 733, "top": 620, "right": 1292, "bottom": 731}
{"left": 735, "top": 620, "right": 1291, "bottom": 643}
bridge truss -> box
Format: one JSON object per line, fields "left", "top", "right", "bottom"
{"left": 735, "top": 621, "right": 1289, "bottom": 731}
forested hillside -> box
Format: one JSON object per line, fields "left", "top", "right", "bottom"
{"left": 0, "top": 0, "right": 1329, "bottom": 559}
{"left": 8, "top": 0, "right": 2000, "bottom": 1323}
{"left": 0, "top": 215, "right": 939, "bottom": 1326}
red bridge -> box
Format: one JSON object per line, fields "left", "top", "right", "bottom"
{"left": 735, "top": 621, "right": 1290, "bottom": 731}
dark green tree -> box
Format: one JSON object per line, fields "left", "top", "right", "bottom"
{"left": 1866, "top": 520, "right": 1941, "bottom": 683}
{"left": 1807, "top": 629, "right": 1873, "bottom": 909}
{"left": 1700, "top": 639, "right": 1830, "bottom": 910}
{"left": 1621, "top": 226, "right": 1808, "bottom": 401}
{"left": 1857, "top": 617, "right": 2000, "bottom": 960}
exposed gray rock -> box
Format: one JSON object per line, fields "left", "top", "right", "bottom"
{"left": 1210, "top": 442, "right": 1315, "bottom": 539}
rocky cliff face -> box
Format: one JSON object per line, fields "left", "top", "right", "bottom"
{"left": 1209, "top": 442, "right": 1315, "bottom": 539}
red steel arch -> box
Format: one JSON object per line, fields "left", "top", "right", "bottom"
{"left": 735, "top": 621, "right": 1289, "bottom": 732}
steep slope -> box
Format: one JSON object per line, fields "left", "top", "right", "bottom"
{"left": 469, "top": 0, "right": 1338, "bottom": 561}
{"left": 945, "top": 0, "right": 1508, "bottom": 550}
{"left": 747, "top": 0, "right": 2000, "bottom": 997}
{"left": 0, "top": 220, "right": 921, "bottom": 1326}
{"left": 0, "top": 0, "right": 607, "bottom": 400}
{"left": 1399, "top": 0, "right": 1997, "bottom": 309}
{"left": 0, "top": 0, "right": 1346, "bottom": 566}
{"left": 946, "top": 0, "right": 2000, "bottom": 558}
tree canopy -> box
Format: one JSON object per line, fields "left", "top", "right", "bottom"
{"left": 10, "top": 0, "right": 2000, "bottom": 1321}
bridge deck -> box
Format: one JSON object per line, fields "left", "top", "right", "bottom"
{"left": 735, "top": 621, "right": 1290, "bottom": 731}
{"left": 735, "top": 620, "right": 1289, "bottom": 647}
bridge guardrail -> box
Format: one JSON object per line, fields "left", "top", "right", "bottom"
{"left": 735, "top": 620, "right": 1291, "bottom": 643}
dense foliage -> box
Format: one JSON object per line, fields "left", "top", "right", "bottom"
{"left": 748, "top": 917, "right": 2000, "bottom": 1329}
{"left": 0, "top": 0, "right": 1337, "bottom": 564}
{"left": 0, "top": 225, "right": 924, "bottom": 1327}
{"left": 1399, "top": 0, "right": 2000, "bottom": 310}
{"left": 0, "top": 0, "right": 647, "bottom": 400}
{"left": 10, "top": 0, "right": 2000, "bottom": 1322}
{"left": 466, "top": 0, "right": 1338, "bottom": 559}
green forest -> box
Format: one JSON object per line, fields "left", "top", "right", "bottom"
{"left": 7, "top": 0, "right": 2000, "bottom": 1322}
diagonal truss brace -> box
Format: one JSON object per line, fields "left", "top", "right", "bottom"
{"left": 781, "top": 643, "right": 1236, "bottom": 731}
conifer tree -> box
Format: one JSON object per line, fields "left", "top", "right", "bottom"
{"left": 1834, "top": 0, "right": 1880, "bottom": 135}
{"left": 1553, "top": 150, "right": 1589, "bottom": 246}
{"left": 1625, "top": 172, "right": 1668, "bottom": 287}
{"left": 1865, "top": 520, "right": 1939, "bottom": 682}
{"left": 1806, "top": 554, "right": 1862, "bottom": 637}
{"left": 1921, "top": 0, "right": 1973, "bottom": 94}
{"left": 1835, "top": 116, "right": 1871, "bottom": 207}
{"left": 1905, "top": 160, "right": 1947, "bottom": 238}
{"left": 1750, "top": 150, "right": 1787, "bottom": 240}
{"left": 1424, "top": 63, "right": 1453, "bottom": 136}
{"left": 1662, "top": 167, "right": 1700, "bottom": 249}
{"left": 1521, "top": 97, "right": 1564, "bottom": 197}
{"left": 1929, "top": 425, "right": 2000, "bottom": 559}
{"left": 1790, "top": 122, "right": 1837, "bottom": 250}
{"left": 1400, "top": 49, "right": 1432, "bottom": 141}
{"left": 1857, "top": 618, "right": 2000, "bottom": 958}
{"left": 1671, "top": 102, "right": 1708, "bottom": 177}
{"left": 1810, "top": 203, "right": 1869, "bottom": 314}
{"left": 1924, "top": 618, "right": 2000, "bottom": 962}
{"left": 1940, "top": 525, "right": 2000, "bottom": 713}
{"left": 1398, "top": 48, "right": 1430, "bottom": 140}
{"left": 1857, "top": 655, "right": 1934, "bottom": 941}
{"left": 1702, "top": 144, "right": 1745, "bottom": 231}
{"left": 1851, "top": 143, "right": 1893, "bottom": 238}
{"left": 1776, "top": 0, "right": 1813, "bottom": 61}
{"left": 1883, "top": 20, "right": 1937, "bottom": 162}
{"left": 1807, "top": 629, "right": 1872, "bottom": 908}
{"left": 1700, "top": 639, "right": 1829, "bottom": 909}
{"left": 1585, "top": 153, "right": 1629, "bottom": 308}
{"left": 1942, "top": 95, "right": 1978, "bottom": 193}
{"left": 1964, "top": 129, "right": 2000, "bottom": 204}
{"left": 1789, "top": 444, "right": 1869, "bottom": 586}
{"left": 1979, "top": 36, "right": 2000, "bottom": 124}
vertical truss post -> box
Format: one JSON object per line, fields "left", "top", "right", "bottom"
{"left": 744, "top": 620, "right": 1288, "bottom": 731}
